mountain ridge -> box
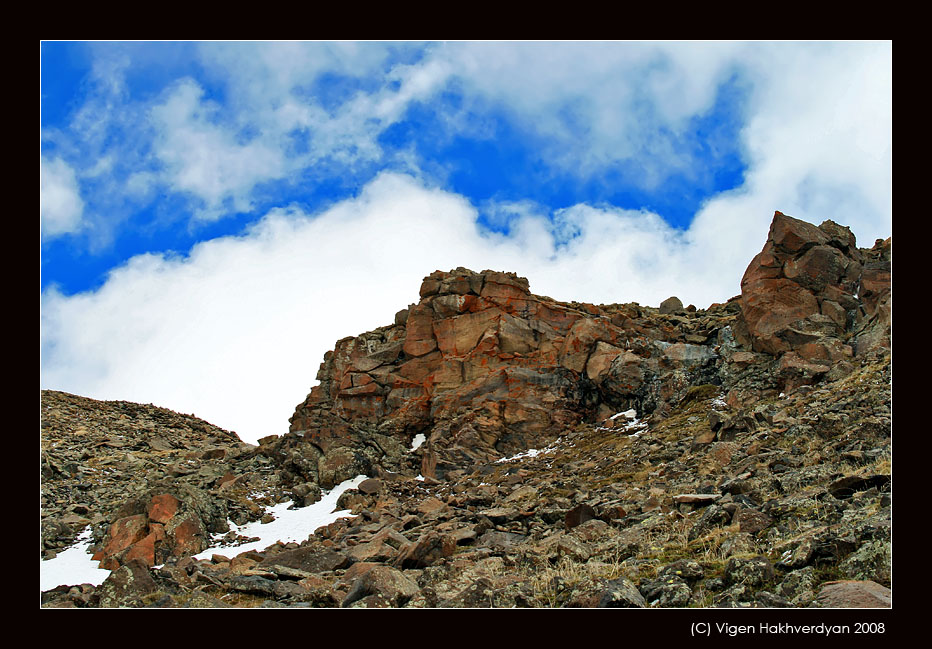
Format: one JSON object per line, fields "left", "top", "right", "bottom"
{"left": 40, "top": 210, "right": 891, "bottom": 608}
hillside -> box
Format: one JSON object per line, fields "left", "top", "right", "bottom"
{"left": 40, "top": 211, "right": 891, "bottom": 608}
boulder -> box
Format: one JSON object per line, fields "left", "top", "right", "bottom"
{"left": 659, "top": 296, "right": 683, "bottom": 314}
{"left": 94, "top": 559, "right": 159, "bottom": 608}
{"left": 814, "top": 580, "right": 891, "bottom": 608}
{"left": 341, "top": 565, "right": 419, "bottom": 608}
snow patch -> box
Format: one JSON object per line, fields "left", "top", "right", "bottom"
{"left": 40, "top": 527, "right": 111, "bottom": 591}
{"left": 193, "top": 474, "right": 367, "bottom": 560}
{"left": 410, "top": 433, "right": 426, "bottom": 451}
{"left": 597, "top": 414, "right": 648, "bottom": 436}
{"left": 495, "top": 438, "right": 562, "bottom": 463}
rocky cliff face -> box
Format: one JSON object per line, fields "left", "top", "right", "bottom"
{"left": 270, "top": 211, "right": 891, "bottom": 492}
{"left": 41, "top": 211, "right": 891, "bottom": 608}
{"left": 278, "top": 268, "right": 733, "bottom": 490}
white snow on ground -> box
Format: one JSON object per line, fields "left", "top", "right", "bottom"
{"left": 496, "top": 448, "right": 543, "bottom": 463}
{"left": 495, "top": 438, "right": 563, "bottom": 463}
{"left": 40, "top": 527, "right": 111, "bottom": 591}
{"left": 410, "top": 433, "right": 426, "bottom": 450}
{"left": 597, "top": 408, "right": 648, "bottom": 436}
{"left": 40, "top": 475, "right": 368, "bottom": 592}
{"left": 193, "top": 474, "right": 367, "bottom": 560}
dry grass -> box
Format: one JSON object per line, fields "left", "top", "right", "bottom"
{"left": 525, "top": 550, "right": 628, "bottom": 607}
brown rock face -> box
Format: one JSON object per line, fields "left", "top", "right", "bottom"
{"left": 280, "top": 267, "right": 725, "bottom": 487}
{"left": 736, "top": 212, "right": 890, "bottom": 385}
{"left": 283, "top": 269, "right": 588, "bottom": 486}
{"left": 275, "top": 213, "right": 889, "bottom": 488}
{"left": 91, "top": 487, "right": 224, "bottom": 571}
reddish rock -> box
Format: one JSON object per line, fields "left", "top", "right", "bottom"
{"left": 769, "top": 211, "right": 829, "bottom": 253}
{"left": 217, "top": 472, "right": 237, "bottom": 488}
{"left": 565, "top": 504, "right": 597, "bottom": 529}
{"left": 147, "top": 494, "right": 180, "bottom": 524}
{"left": 586, "top": 341, "right": 623, "bottom": 381}
{"left": 560, "top": 318, "right": 623, "bottom": 373}
{"left": 357, "top": 478, "right": 383, "bottom": 494}
{"left": 167, "top": 512, "right": 207, "bottom": 557}
{"left": 394, "top": 531, "right": 456, "bottom": 569}
{"left": 783, "top": 244, "right": 851, "bottom": 293}
{"left": 416, "top": 497, "right": 447, "bottom": 516}
{"left": 420, "top": 446, "right": 438, "bottom": 479}
{"left": 403, "top": 304, "right": 438, "bottom": 357}
{"left": 737, "top": 211, "right": 890, "bottom": 362}
{"left": 281, "top": 218, "right": 888, "bottom": 489}
{"left": 346, "top": 537, "right": 397, "bottom": 563}
{"left": 123, "top": 532, "right": 157, "bottom": 566}
{"left": 94, "top": 514, "right": 148, "bottom": 567}
{"left": 739, "top": 279, "right": 820, "bottom": 354}
{"left": 735, "top": 508, "right": 773, "bottom": 535}
{"left": 815, "top": 580, "right": 891, "bottom": 608}
{"left": 285, "top": 268, "right": 607, "bottom": 483}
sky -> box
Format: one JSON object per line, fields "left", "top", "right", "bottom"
{"left": 40, "top": 41, "right": 892, "bottom": 445}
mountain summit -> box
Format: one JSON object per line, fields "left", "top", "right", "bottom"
{"left": 41, "top": 211, "right": 891, "bottom": 608}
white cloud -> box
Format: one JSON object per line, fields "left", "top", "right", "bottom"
{"left": 46, "top": 42, "right": 891, "bottom": 240}
{"left": 427, "top": 41, "right": 745, "bottom": 181}
{"left": 40, "top": 155, "right": 85, "bottom": 239}
{"left": 683, "top": 42, "right": 892, "bottom": 254}
{"left": 150, "top": 79, "right": 288, "bottom": 219}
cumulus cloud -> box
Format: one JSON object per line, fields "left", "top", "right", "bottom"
{"left": 680, "top": 42, "right": 892, "bottom": 261}
{"left": 40, "top": 155, "right": 85, "bottom": 239}
{"left": 150, "top": 79, "right": 289, "bottom": 219}
{"left": 44, "top": 42, "right": 891, "bottom": 238}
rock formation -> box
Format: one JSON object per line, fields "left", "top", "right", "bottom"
{"left": 278, "top": 269, "right": 731, "bottom": 490}
{"left": 734, "top": 211, "right": 891, "bottom": 391}
{"left": 41, "top": 211, "right": 891, "bottom": 608}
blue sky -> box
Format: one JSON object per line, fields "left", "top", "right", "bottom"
{"left": 40, "top": 41, "right": 892, "bottom": 443}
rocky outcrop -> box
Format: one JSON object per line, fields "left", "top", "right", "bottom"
{"left": 91, "top": 485, "right": 228, "bottom": 570}
{"left": 279, "top": 269, "right": 741, "bottom": 489}
{"left": 273, "top": 212, "right": 891, "bottom": 490}
{"left": 41, "top": 349, "right": 891, "bottom": 609}
{"left": 734, "top": 211, "right": 891, "bottom": 391}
